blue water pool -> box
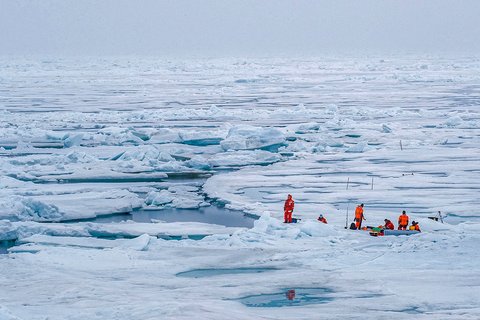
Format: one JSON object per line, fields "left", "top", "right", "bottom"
{"left": 236, "top": 287, "right": 335, "bottom": 307}
{"left": 82, "top": 205, "right": 257, "bottom": 228}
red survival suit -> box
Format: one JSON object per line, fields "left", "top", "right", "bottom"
{"left": 318, "top": 216, "right": 328, "bottom": 224}
{"left": 284, "top": 195, "right": 295, "bottom": 223}
{"left": 384, "top": 219, "right": 394, "bottom": 230}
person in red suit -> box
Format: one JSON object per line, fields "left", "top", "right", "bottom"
{"left": 384, "top": 219, "right": 394, "bottom": 230}
{"left": 284, "top": 194, "right": 295, "bottom": 223}
{"left": 317, "top": 214, "right": 328, "bottom": 224}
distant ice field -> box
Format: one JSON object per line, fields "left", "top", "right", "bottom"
{"left": 1, "top": 56, "right": 479, "bottom": 223}
{"left": 0, "top": 56, "right": 479, "bottom": 319}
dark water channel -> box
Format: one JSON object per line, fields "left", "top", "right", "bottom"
{"left": 0, "top": 240, "right": 16, "bottom": 254}
{"left": 177, "top": 267, "right": 278, "bottom": 278}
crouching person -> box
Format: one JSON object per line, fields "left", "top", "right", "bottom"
{"left": 383, "top": 219, "right": 394, "bottom": 230}
{"left": 317, "top": 214, "right": 327, "bottom": 224}
{"left": 409, "top": 221, "right": 421, "bottom": 232}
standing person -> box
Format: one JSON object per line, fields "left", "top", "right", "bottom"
{"left": 284, "top": 194, "right": 295, "bottom": 223}
{"left": 354, "top": 204, "right": 365, "bottom": 229}
{"left": 384, "top": 219, "right": 395, "bottom": 230}
{"left": 398, "top": 210, "right": 409, "bottom": 230}
{"left": 317, "top": 214, "right": 327, "bottom": 224}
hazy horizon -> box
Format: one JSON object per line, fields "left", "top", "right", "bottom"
{"left": 1, "top": 0, "right": 480, "bottom": 57}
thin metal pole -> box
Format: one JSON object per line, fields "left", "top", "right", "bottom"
{"left": 345, "top": 203, "right": 350, "bottom": 229}
{"left": 371, "top": 177, "right": 374, "bottom": 190}
{"left": 346, "top": 177, "right": 350, "bottom": 190}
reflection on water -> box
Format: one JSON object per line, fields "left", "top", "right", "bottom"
{"left": 237, "top": 287, "right": 334, "bottom": 307}
{"left": 285, "top": 289, "right": 295, "bottom": 300}
{"left": 83, "top": 205, "right": 257, "bottom": 228}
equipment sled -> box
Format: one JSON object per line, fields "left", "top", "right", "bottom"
{"left": 370, "top": 229, "right": 420, "bottom": 237}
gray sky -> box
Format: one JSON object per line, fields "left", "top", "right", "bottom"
{"left": 1, "top": 0, "right": 479, "bottom": 56}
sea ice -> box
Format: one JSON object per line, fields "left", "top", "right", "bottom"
{"left": 220, "top": 125, "right": 286, "bottom": 151}
{"left": 1, "top": 56, "right": 480, "bottom": 319}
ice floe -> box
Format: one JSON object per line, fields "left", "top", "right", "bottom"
{"left": 220, "top": 125, "right": 286, "bottom": 151}
{"left": 0, "top": 190, "right": 142, "bottom": 222}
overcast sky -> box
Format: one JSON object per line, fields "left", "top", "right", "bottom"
{"left": 1, "top": 0, "right": 479, "bottom": 57}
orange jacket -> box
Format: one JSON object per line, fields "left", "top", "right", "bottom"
{"left": 355, "top": 206, "right": 364, "bottom": 220}
{"left": 398, "top": 214, "right": 409, "bottom": 226}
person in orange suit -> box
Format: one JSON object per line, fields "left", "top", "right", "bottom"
{"left": 284, "top": 194, "right": 295, "bottom": 223}
{"left": 354, "top": 204, "right": 365, "bottom": 229}
{"left": 384, "top": 219, "right": 394, "bottom": 230}
{"left": 398, "top": 210, "right": 409, "bottom": 230}
{"left": 317, "top": 214, "right": 327, "bottom": 224}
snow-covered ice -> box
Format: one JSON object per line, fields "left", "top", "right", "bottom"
{"left": 0, "top": 56, "right": 480, "bottom": 319}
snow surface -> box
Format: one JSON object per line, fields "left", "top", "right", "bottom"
{"left": 0, "top": 56, "right": 480, "bottom": 319}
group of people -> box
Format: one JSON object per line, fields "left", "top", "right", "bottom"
{"left": 283, "top": 195, "right": 421, "bottom": 232}
{"left": 354, "top": 205, "right": 421, "bottom": 231}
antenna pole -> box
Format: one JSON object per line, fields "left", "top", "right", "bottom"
{"left": 345, "top": 203, "right": 350, "bottom": 229}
